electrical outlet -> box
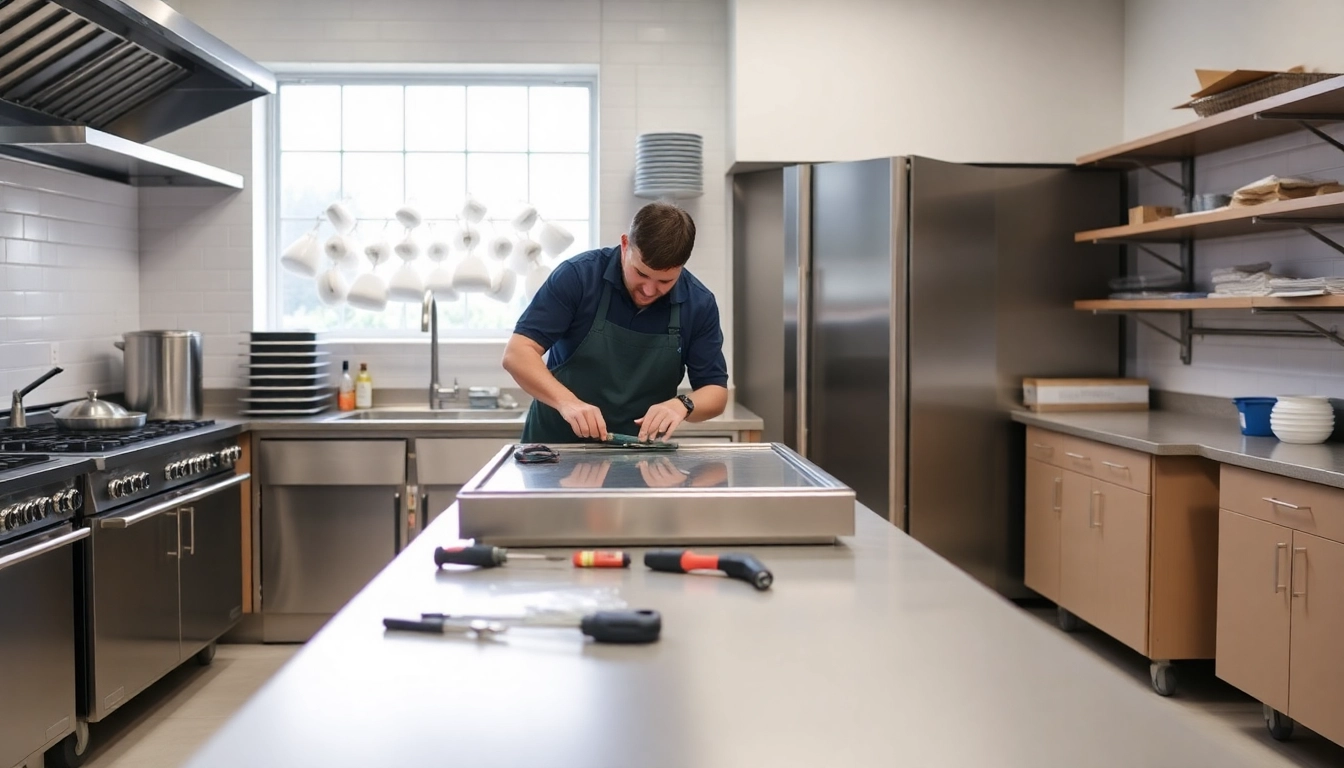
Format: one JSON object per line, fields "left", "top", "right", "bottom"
{"left": 50, "top": 344, "right": 59, "bottom": 366}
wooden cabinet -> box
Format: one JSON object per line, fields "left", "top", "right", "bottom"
{"left": 1024, "top": 427, "right": 1219, "bottom": 694}
{"left": 1023, "top": 458, "right": 1063, "bottom": 601}
{"left": 1218, "top": 465, "right": 1344, "bottom": 746}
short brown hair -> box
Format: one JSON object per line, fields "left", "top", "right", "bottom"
{"left": 629, "top": 202, "right": 696, "bottom": 270}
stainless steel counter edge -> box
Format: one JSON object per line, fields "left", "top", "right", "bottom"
{"left": 1012, "top": 408, "right": 1344, "bottom": 489}
{"left": 207, "top": 402, "right": 764, "bottom": 436}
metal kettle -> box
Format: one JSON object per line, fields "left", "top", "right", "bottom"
{"left": 115, "top": 330, "right": 203, "bottom": 421}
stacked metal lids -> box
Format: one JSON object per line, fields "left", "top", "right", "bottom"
{"left": 634, "top": 132, "right": 703, "bottom": 199}
{"left": 239, "top": 331, "right": 332, "bottom": 416}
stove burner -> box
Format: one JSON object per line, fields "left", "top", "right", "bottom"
{"left": 0, "top": 454, "right": 52, "bottom": 471}
{"left": 0, "top": 421, "right": 216, "bottom": 453}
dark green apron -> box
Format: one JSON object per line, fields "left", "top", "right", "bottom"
{"left": 522, "top": 282, "right": 684, "bottom": 444}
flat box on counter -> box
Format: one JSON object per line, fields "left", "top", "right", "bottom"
{"left": 1022, "top": 378, "right": 1150, "bottom": 412}
{"left": 1129, "top": 205, "right": 1180, "bottom": 225}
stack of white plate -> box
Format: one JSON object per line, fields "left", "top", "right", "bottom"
{"left": 635, "top": 132, "right": 703, "bottom": 199}
{"left": 238, "top": 331, "right": 333, "bottom": 416}
{"left": 1270, "top": 396, "right": 1335, "bottom": 444}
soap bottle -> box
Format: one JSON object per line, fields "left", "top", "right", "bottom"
{"left": 355, "top": 362, "right": 374, "bottom": 409}
{"left": 338, "top": 361, "right": 356, "bottom": 411}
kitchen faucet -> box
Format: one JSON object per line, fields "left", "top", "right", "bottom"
{"left": 421, "top": 290, "right": 459, "bottom": 409}
{"left": 9, "top": 366, "right": 62, "bottom": 428}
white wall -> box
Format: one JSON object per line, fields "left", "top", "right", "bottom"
{"left": 730, "top": 0, "right": 1126, "bottom": 164}
{"left": 1123, "top": 0, "right": 1344, "bottom": 399}
{"left": 151, "top": 0, "right": 730, "bottom": 392}
{"left": 1123, "top": 0, "right": 1344, "bottom": 140}
{"left": 0, "top": 158, "right": 138, "bottom": 406}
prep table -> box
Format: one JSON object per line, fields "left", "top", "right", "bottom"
{"left": 182, "top": 502, "right": 1272, "bottom": 768}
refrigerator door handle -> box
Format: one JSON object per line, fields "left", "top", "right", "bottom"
{"left": 796, "top": 164, "right": 812, "bottom": 457}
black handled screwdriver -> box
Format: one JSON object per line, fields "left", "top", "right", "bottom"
{"left": 644, "top": 550, "right": 774, "bottom": 590}
{"left": 434, "top": 545, "right": 565, "bottom": 568}
{"left": 383, "top": 609, "right": 662, "bottom": 644}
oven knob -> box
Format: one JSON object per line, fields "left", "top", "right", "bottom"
{"left": 19, "top": 500, "right": 35, "bottom": 523}
{"left": 108, "top": 479, "right": 122, "bottom": 498}
{"left": 35, "top": 497, "right": 51, "bottom": 520}
{"left": 209, "top": 452, "right": 220, "bottom": 469}
{"left": 2, "top": 506, "right": 15, "bottom": 530}
{"left": 232, "top": 446, "right": 243, "bottom": 463}
{"left": 165, "top": 464, "right": 175, "bottom": 481}
{"left": 136, "top": 472, "right": 150, "bottom": 491}
{"left": 129, "top": 474, "right": 142, "bottom": 492}
{"left": 66, "top": 488, "right": 82, "bottom": 512}
{"left": 172, "top": 461, "right": 184, "bottom": 479}
{"left": 53, "top": 490, "right": 68, "bottom": 513}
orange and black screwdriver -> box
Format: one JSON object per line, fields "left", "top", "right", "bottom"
{"left": 434, "top": 545, "right": 630, "bottom": 569}
{"left": 644, "top": 550, "right": 773, "bottom": 590}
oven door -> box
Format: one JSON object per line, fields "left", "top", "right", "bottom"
{"left": 88, "top": 472, "right": 248, "bottom": 722}
{"left": 0, "top": 524, "right": 88, "bottom": 768}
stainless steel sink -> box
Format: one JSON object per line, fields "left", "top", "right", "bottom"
{"left": 332, "top": 408, "right": 527, "bottom": 422}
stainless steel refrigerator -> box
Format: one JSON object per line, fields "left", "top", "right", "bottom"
{"left": 732, "top": 156, "right": 1124, "bottom": 596}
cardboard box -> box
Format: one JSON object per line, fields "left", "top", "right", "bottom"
{"left": 1129, "top": 205, "right": 1180, "bottom": 225}
{"left": 1022, "top": 378, "right": 1149, "bottom": 412}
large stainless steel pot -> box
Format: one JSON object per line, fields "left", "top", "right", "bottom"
{"left": 115, "top": 330, "right": 203, "bottom": 420}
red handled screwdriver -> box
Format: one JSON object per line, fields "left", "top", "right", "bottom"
{"left": 572, "top": 550, "right": 631, "bottom": 568}
{"left": 433, "top": 545, "right": 565, "bottom": 568}
{"left": 644, "top": 550, "right": 774, "bottom": 590}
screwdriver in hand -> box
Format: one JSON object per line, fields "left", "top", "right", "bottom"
{"left": 644, "top": 550, "right": 774, "bottom": 590}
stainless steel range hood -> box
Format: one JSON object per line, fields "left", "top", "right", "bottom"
{"left": 0, "top": 0, "right": 275, "bottom": 186}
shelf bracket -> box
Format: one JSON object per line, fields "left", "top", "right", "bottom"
{"left": 1135, "top": 244, "right": 1183, "bottom": 273}
{"left": 1111, "top": 158, "right": 1190, "bottom": 197}
{"left": 1289, "top": 313, "right": 1344, "bottom": 349}
{"left": 1118, "top": 310, "right": 1193, "bottom": 365}
{"left": 1251, "top": 216, "right": 1344, "bottom": 256}
{"left": 1253, "top": 113, "right": 1344, "bottom": 155}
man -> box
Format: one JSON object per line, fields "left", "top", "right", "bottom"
{"left": 503, "top": 202, "right": 728, "bottom": 444}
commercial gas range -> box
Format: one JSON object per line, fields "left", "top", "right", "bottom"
{"left": 0, "top": 418, "right": 247, "bottom": 767}
{"left": 0, "top": 455, "right": 91, "bottom": 768}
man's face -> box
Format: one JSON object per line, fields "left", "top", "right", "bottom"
{"left": 621, "top": 234, "right": 682, "bottom": 308}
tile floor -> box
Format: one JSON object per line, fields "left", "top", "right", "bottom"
{"left": 75, "top": 644, "right": 298, "bottom": 768}
{"left": 63, "top": 620, "right": 1344, "bottom": 767}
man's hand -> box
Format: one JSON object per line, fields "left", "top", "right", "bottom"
{"left": 559, "top": 459, "right": 612, "bottom": 488}
{"left": 637, "top": 457, "right": 688, "bottom": 488}
{"left": 634, "top": 398, "right": 688, "bottom": 442}
{"left": 559, "top": 400, "right": 608, "bottom": 441}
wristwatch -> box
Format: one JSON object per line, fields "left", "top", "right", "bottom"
{"left": 676, "top": 394, "right": 695, "bottom": 415}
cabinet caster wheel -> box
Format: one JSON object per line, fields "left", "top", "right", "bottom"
{"left": 44, "top": 718, "right": 89, "bottom": 768}
{"left": 1056, "top": 606, "right": 1081, "bottom": 632}
{"left": 1149, "top": 661, "right": 1177, "bottom": 697}
{"left": 1264, "top": 705, "right": 1294, "bottom": 741}
{"left": 195, "top": 641, "right": 217, "bottom": 666}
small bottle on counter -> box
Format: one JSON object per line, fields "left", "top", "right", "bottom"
{"left": 338, "top": 361, "right": 356, "bottom": 411}
{"left": 355, "top": 362, "right": 374, "bottom": 409}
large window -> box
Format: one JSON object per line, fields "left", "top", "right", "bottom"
{"left": 271, "top": 75, "right": 595, "bottom": 336}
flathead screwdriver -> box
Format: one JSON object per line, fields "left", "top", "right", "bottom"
{"left": 434, "top": 545, "right": 565, "bottom": 568}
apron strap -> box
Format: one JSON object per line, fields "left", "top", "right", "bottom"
{"left": 668, "top": 301, "right": 681, "bottom": 338}
{"left": 593, "top": 282, "right": 614, "bottom": 330}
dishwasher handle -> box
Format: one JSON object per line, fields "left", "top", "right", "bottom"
{"left": 100, "top": 473, "right": 249, "bottom": 529}
{"left": 0, "top": 527, "right": 89, "bottom": 573}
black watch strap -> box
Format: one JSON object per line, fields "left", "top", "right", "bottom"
{"left": 677, "top": 394, "right": 695, "bottom": 415}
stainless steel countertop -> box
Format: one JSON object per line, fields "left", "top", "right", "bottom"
{"left": 183, "top": 504, "right": 1268, "bottom": 768}
{"left": 1012, "top": 409, "right": 1344, "bottom": 489}
{"left": 209, "top": 400, "right": 763, "bottom": 435}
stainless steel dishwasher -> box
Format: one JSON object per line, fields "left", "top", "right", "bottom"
{"left": 260, "top": 440, "right": 406, "bottom": 642}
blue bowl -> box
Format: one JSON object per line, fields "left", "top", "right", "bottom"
{"left": 1234, "top": 397, "right": 1277, "bottom": 437}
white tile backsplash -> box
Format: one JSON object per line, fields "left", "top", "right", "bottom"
{"left": 0, "top": 157, "right": 137, "bottom": 405}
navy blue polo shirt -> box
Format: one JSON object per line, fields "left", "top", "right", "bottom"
{"left": 514, "top": 245, "right": 729, "bottom": 390}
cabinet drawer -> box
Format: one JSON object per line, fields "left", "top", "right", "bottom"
{"left": 1058, "top": 438, "right": 1151, "bottom": 495}
{"left": 1025, "top": 427, "right": 1071, "bottom": 468}
{"left": 1220, "top": 465, "right": 1344, "bottom": 544}
{"left": 415, "top": 439, "right": 514, "bottom": 485}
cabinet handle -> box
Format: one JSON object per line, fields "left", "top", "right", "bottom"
{"left": 393, "top": 492, "right": 402, "bottom": 552}
{"left": 421, "top": 493, "right": 430, "bottom": 534}
{"left": 1052, "top": 477, "right": 1062, "bottom": 513}
{"left": 1101, "top": 461, "right": 1129, "bottom": 473}
{"left": 182, "top": 506, "right": 196, "bottom": 556}
{"left": 1089, "top": 490, "right": 1103, "bottom": 528}
{"left": 1262, "top": 497, "right": 1304, "bottom": 511}
{"left": 1292, "top": 546, "right": 1307, "bottom": 597}
{"left": 1274, "top": 542, "right": 1287, "bottom": 593}
{"left": 1032, "top": 442, "right": 1054, "bottom": 454}
{"left": 1065, "top": 452, "right": 1089, "bottom": 461}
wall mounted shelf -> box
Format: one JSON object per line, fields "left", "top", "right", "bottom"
{"left": 1075, "top": 192, "right": 1344, "bottom": 244}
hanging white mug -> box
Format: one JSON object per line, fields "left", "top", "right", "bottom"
{"left": 460, "top": 194, "right": 488, "bottom": 224}
{"left": 316, "top": 267, "right": 349, "bottom": 306}
{"left": 487, "top": 266, "right": 517, "bottom": 303}
{"left": 347, "top": 272, "right": 389, "bottom": 312}
{"left": 325, "top": 201, "right": 356, "bottom": 235}
{"left": 395, "top": 203, "right": 423, "bottom": 230}
{"left": 364, "top": 231, "right": 393, "bottom": 268}
{"left": 280, "top": 232, "right": 324, "bottom": 277}
{"left": 537, "top": 220, "right": 575, "bottom": 257}
{"left": 508, "top": 238, "right": 543, "bottom": 275}
{"left": 510, "top": 203, "right": 539, "bottom": 233}
{"left": 325, "top": 233, "right": 362, "bottom": 270}
{"left": 426, "top": 264, "right": 460, "bottom": 301}
{"left": 388, "top": 261, "right": 426, "bottom": 302}
{"left": 452, "top": 253, "right": 493, "bottom": 293}
{"left": 395, "top": 232, "right": 421, "bottom": 261}
{"left": 488, "top": 235, "right": 514, "bottom": 261}
{"left": 453, "top": 222, "right": 482, "bottom": 253}
{"left": 524, "top": 262, "right": 554, "bottom": 300}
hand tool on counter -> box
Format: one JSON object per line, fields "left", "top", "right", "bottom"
{"left": 434, "top": 545, "right": 566, "bottom": 568}
{"left": 434, "top": 545, "right": 631, "bottom": 569}
{"left": 514, "top": 444, "right": 559, "bottom": 464}
{"left": 644, "top": 550, "right": 774, "bottom": 590}
{"left": 599, "top": 432, "right": 679, "bottom": 450}
{"left": 382, "top": 609, "right": 662, "bottom": 644}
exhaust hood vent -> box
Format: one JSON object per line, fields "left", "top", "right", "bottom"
{"left": 0, "top": 0, "right": 274, "bottom": 186}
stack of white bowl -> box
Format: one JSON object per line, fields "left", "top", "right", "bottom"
{"left": 1270, "top": 396, "right": 1335, "bottom": 444}
{"left": 634, "top": 132, "right": 703, "bottom": 199}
